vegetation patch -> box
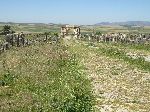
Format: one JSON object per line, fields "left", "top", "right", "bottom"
{"left": 0, "top": 43, "right": 94, "bottom": 112}
{"left": 98, "top": 46, "right": 150, "bottom": 71}
{"left": 108, "top": 42, "right": 150, "bottom": 52}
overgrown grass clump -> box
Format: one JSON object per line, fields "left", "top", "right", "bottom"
{"left": 0, "top": 43, "right": 94, "bottom": 112}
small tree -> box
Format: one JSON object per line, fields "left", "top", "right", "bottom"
{"left": 1, "top": 25, "right": 15, "bottom": 35}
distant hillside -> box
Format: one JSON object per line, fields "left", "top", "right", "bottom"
{"left": 95, "top": 21, "right": 150, "bottom": 26}
{"left": 0, "top": 22, "right": 57, "bottom": 26}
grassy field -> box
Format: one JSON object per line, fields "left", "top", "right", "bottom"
{"left": 1, "top": 23, "right": 150, "bottom": 35}
{"left": 81, "top": 25, "right": 150, "bottom": 34}
{"left": 0, "top": 42, "right": 94, "bottom": 112}
{"left": 0, "top": 24, "right": 150, "bottom": 111}
{"left": 0, "top": 24, "right": 61, "bottom": 34}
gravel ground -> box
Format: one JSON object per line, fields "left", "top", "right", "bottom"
{"left": 70, "top": 42, "right": 150, "bottom": 112}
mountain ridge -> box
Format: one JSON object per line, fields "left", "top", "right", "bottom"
{"left": 94, "top": 21, "right": 150, "bottom": 26}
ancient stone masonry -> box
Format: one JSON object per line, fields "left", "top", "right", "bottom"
{"left": 79, "top": 33, "right": 150, "bottom": 44}
{"left": 61, "top": 25, "right": 80, "bottom": 37}
{"left": 0, "top": 32, "right": 58, "bottom": 55}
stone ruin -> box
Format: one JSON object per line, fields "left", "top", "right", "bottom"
{"left": 61, "top": 25, "right": 80, "bottom": 38}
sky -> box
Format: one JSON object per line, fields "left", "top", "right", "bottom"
{"left": 0, "top": 0, "right": 150, "bottom": 25}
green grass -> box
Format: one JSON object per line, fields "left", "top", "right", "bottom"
{"left": 81, "top": 41, "right": 150, "bottom": 72}
{"left": 100, "top": 41, "right": 150, "bottom": 52}
{"left": 0, "top": 42, "right": 94, "bottom": 112}
{"left": 97, "top": 45, "right": 150, "bottom": 71}
{"left": 115, "top": 43, "right": 150, "bottom": 51}
{"left": 0, "top": 24, "right": 60, "bottom": 34}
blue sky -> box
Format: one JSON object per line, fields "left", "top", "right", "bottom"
{"left": 0, "top": 0, "right": 150, "bottom": 24}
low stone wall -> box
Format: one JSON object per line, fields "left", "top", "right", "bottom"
{"left": 0, "top": 33, "right": 59, "bottom": 55}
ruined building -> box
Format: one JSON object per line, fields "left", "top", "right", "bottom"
{"left": 61, "top": 25, "right": 80, "bottom": 37}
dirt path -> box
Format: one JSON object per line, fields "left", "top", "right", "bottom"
{"left": 69, "top": 41, "right": 150, "bottom": 112}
